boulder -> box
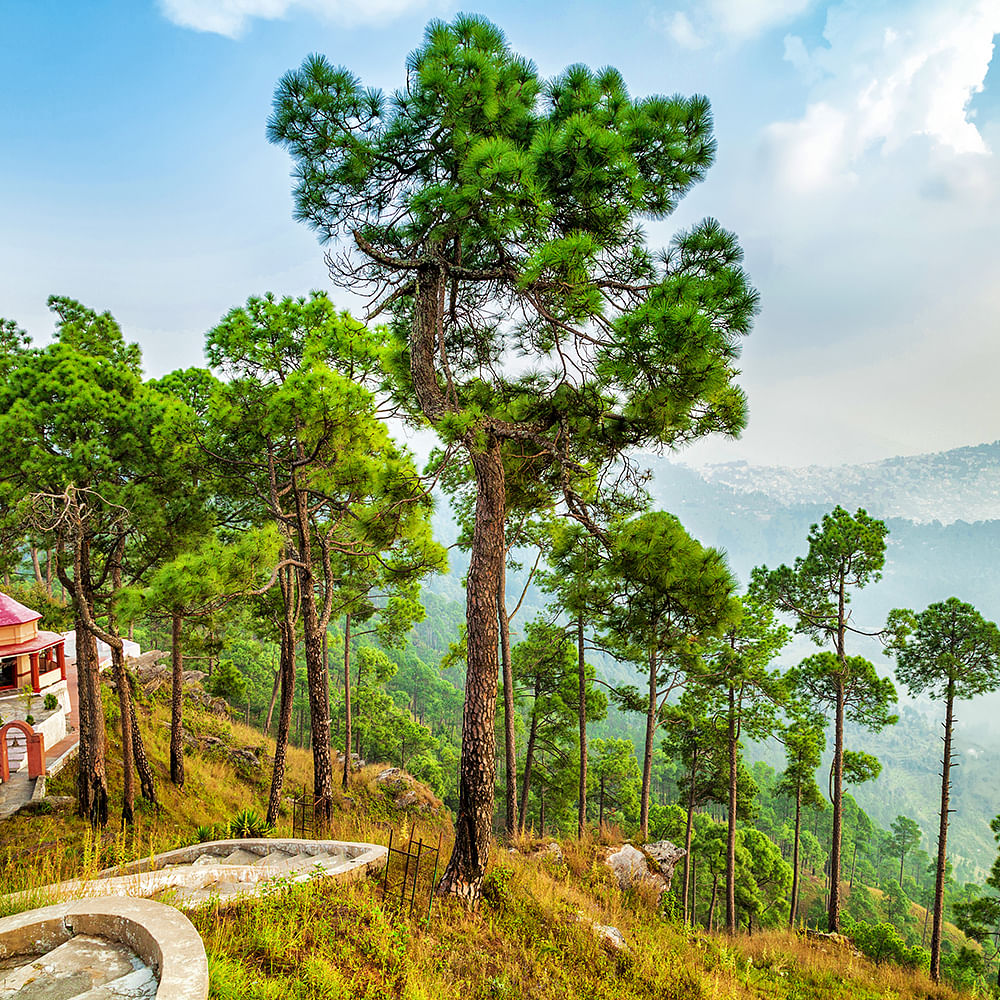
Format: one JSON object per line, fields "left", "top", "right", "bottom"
{"left": 605, "top": 841, "right": 686, "bottom": 900}
{"left": 642, "top": 840, "right": 686, "bottom": 889}
{"left": 593, "top": 923, "right": 627, "bottom": 951}
{"left": 606, "top": 844, "right": 653, "bottom": 890}
{"left": 531, "top": 842, "right": 564, "bottom": 864}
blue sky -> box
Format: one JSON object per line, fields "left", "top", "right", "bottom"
{"left": 3, "top": 0, "right": 999, "bottom": 467}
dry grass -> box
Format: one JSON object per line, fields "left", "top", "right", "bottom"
{"left": 0, "top": 685, "right": 450, "bottom": 900}
{"left": 194, "top": 836, "right": 977, "bottom": 1000}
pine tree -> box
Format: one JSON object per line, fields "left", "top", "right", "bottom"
{"left": 269, "top": 15, "right": 758, "bottom": 899}
{"left": 886, "top": 598, "right": 1000, "bottom": 982}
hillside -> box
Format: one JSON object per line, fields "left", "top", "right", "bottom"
{"left": 695, "top": 441, "right": 1000, "bottom": 525}
{"left": 0, "top": 681, "right": 452, "bottom": 900}
{"left": 0, "top": 682, "right": 975, "bottom": 1000}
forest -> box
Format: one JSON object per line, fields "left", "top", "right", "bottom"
{"left": 2, "top": 13, "right": 1000, "bottom": 997}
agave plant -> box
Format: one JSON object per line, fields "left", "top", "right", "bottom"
{"left": 227, "top": 808, "right": 275, "bottom": 839}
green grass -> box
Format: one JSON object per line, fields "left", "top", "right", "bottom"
{"left": 189, "top": 840, "right": 969, "bottom": 1000}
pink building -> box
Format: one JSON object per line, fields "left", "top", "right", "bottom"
{"left": 0, "top": 592, "right": 66, "bottom": 693}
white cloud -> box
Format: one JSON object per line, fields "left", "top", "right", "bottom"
{"left": 658, "top": 0, "right": 815, "bottom": 48}
{"left": 766, "top": 0, "right": 1000, "bottom": 192}
{"left": 664, "top": 12, "right": 706, "bottom": 49}
{"left": 159, "top": 0, "right": 431, "bottom": 37}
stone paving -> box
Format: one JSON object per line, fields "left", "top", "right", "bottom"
{"left": 4, "top": 839, "right": 387, "bottom": 910}
{"left": 0, "top": 897, "right": 207, "bottom": 1000}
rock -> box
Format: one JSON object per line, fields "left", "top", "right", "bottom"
{"left": 128, "top": 650, "right": 168, "bottom": 671}
{"left": 807, "top": 930, "right": 856, "bottom": 950}
{"left": 604, "top": 843, "right": 682, "bottom": 901}
{"left": 532, "top": 842, "right": 564, "bottom": 864}
{"left": 593, "top": 923, "right": 628, "bottom": 951}
{"left": 571, "top": 912, "right": 628, "bottom": 953}
{"left": 642, "top": 840, "right": 686, "bottom": 889}
{"left": 337, "top": 751, "right": 366, "bottom": 769}
{"left": 374, "top": 766, "right": 439, "bottom": 815}
{"left": 605, "top": 844, "right": 651, "bottom": 890}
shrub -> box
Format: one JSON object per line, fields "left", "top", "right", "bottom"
{"left": 207, "top": 660, "right": 248, "bottom": 705}
{"left": 227, "top": 808, "right": 274, "bottom": 839}
{"left": 482, "top": 865, "right": 515, "bottom": 913}
{"left": 843, "top": 918, "right": 927, "bottom": 969}
{"left": 43, "top": 693, "right": 59, "bottom": 712}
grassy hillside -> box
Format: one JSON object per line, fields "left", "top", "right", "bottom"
{"left": 0, "top": 683, "right": 451, "bottom": 899}
{"left": 0, "top": 680, "right": 984, "bottom": 998}
{"left": 194, "top": 836, "right": 967, "bottom": 1000}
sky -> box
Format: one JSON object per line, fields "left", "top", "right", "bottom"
{"left": 2, "top": 0, "right": 999, "bottom": 468}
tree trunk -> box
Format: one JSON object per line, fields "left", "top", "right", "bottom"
{"left": 577, "top": 612, "right": 587, "bottom": 840}
{"left": 790, "top": 784, "right": 802, "bottom": 926}
{"left": 342, "top": 611, "right": 352, "bottom": 789}
{"left": 128, "top": 684, "right": 156, "bottom": 804}
{"left": 266, "top": 568, "right": 296, "bottom": 826}
{"left": 518, "top": 684, "right": 539, "bottom": 832}
{"left": 682, "top": 748, "right": 698, "bottom": 924}
{"left": 708, "top": 875, "right": 719, "bottom": 932}
{"left": 930, "top": 689, "right": 955, "bottom": 983}
{"left": 828, "top": 679, "right": 845, "bottom": 932}
{"left": 726, "top": 683, "right": 738, "bottom": 933}
{"left": 264, "top": 661, "right": 280, "bottom": 735}
{"left": 498, "top": 561, "right": 517, "bottom": 837}
{"left": 294, "top": 481, "right": 334, "bottom": 827}
{"left": 72, "top": 541, "right": 108, "bottom": 829}
{"left": 109, "top": 643, "right": 135, "bottom": 826}
{"left": 437, "top": 439, "right": 504, "bottom": 900}
{"left": 639, "top": 649, "right": 657, "bottom": 841}
{"left": 599, "top": 777, "right": 605, "bottom": 829}
{"left": 170, "top": 612, "right": 185, "bottom": 786}
{"left": 691, "top": 850, "right": 697, "bottom": 926}
{"left": 31, "top": 546, "right": 44, "bottom": 586}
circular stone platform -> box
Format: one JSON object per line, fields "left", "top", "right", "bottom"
{"left": 5, "top": 839, "right": 387, "bottom": 910}
{"left": 0, "top": 897, "right": 207, "bottom": 1000}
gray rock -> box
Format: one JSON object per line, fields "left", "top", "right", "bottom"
{"left": 605, "top": 844, "right": 650, "bottom": 890}
{"left": 592, "top": 923, "right": 627, "bottom": 951}
{"left": 642, "top": 840, "right": 686, "bottom": 889}
{"left": 531, "top": 842, "right": 563, "bottom": 864}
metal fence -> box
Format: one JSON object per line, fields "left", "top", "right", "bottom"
{"left": 380, "top": 826, "right": 442, "bottom": 921}
{"left": 291, "top": 788, "right": 323, "bottom": 839}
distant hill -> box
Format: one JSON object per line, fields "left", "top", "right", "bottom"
{"left": 695, "top": 440, "right": 1000, "bottom": 525}
{"left": 423, "top": 440, "right": 1000, "bottom": 874}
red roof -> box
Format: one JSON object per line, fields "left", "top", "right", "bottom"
{"left": 0, "top": 593, "right": 42, "bottom": 628}
{"left": 0, "top": 630, "right": 64, "bottom": 658}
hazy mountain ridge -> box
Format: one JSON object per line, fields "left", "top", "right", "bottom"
{"left": 692, "top": 440, "right": 1000, "bottom": 525}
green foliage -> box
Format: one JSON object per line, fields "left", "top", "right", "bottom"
{"left": 208, "top": 660, "right": 249, "bottom": 706}
{"left": 843, "top": 918, "right": 928, "bottom": 969}
{"left": 885, "top": 597, "right": 1000, "bottom": 704}
{"left": 226, "top": 808, "right": 274, "bottom": 839}
{"left": 43, "top": 693, "right": 58, "bottom": 712}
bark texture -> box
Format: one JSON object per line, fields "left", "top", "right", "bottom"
{"left": 930, "top": 688, "right": 955, "bottom": 983}
{"left": 577, "top": 613, "right": 587, "bottom": 840}
{"left": 266, "top": 568, "right": 297, "bottom": 826}
{"left": 499, "top": 563, "right": 517, "bottom": 837}
{"left": 437, "top": 440, "right": 504, "bottom": 900}
{"left": 639, "top": 650, "right": 657, "bottom": 840}
{"left": 342, "top": 611, "right": 352, "bottom": 789}
{"left": 170, "top": 613, "right": 184, "bottom": 786}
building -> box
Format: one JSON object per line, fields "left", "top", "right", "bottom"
{"left": 0, "top": 592, "right": 71, "bottom": 783}
{"left": 0, "top": 592, "right": 66, "bottom": 695}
